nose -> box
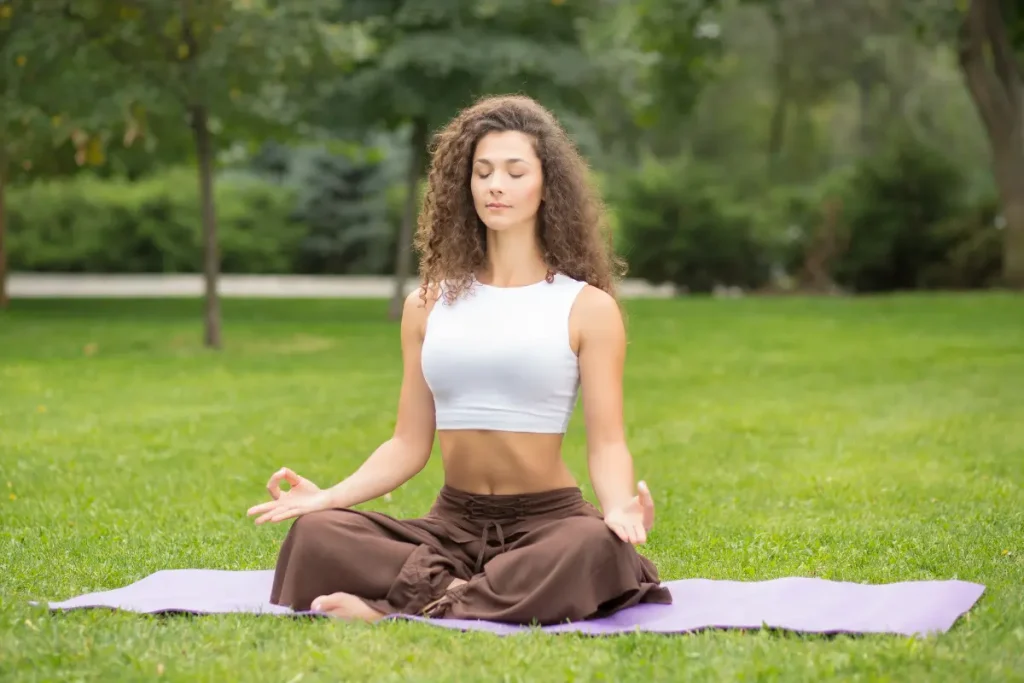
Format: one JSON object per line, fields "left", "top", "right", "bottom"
{"left": 486, "top": 173, "right": 505, "bottom": 194}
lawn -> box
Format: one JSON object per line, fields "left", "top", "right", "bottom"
{"left": 1, "top": 294, "right": 1022, "bottom": 682}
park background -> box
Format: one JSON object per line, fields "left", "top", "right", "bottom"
{"left": 2, "top": 1, "right": 1023, "bottom": 681}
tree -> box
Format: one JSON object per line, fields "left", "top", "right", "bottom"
{"left": 757, "top": 0, "right": 887, "bottom": 173}
{"left": 956, "top": 0, "right": 1024, "bottom": 288}
{"left": 694, "top": 0, "right": 902, "bottom": 175}
{"left": 686, "top": 0, "right": 1024, "bottom": 287}
{"left": 607, "top": 0, "right": 725, "bottom": 161}
{"left": 63, "top": 0, "right": 346, "bottom": 346}
{"left": 0, "top": 1, "right": 134, "bottom": 308}
{"left": 322, "top": 0, "right": 606, "bottom": 319}
{"left": 290, "top": 144, "right": 395, "bottom": 275}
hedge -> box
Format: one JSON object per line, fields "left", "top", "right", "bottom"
{"left": 7, "top": 168, "right": 305, "bottom": 274}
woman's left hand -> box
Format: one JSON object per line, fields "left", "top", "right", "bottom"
{"left": 603, "top": 480, "right": 655, "bottom": 545}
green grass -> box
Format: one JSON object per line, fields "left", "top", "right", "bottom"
{"left": 1, "top": 293, "right": 1023, "bottom": 682}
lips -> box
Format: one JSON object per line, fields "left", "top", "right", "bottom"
{"left": 486, "top": 203, "right": 510, "bottom": 209}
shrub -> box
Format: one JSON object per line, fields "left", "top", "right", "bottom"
{"left": 832, "top": 135, "right": 968, "bottom": 292}
{"left": 613, "top": 159, "right": 772, "bottom": 293}
{"left": 7, "top": 168, "right": 304, "bottom": 274}
{"left": 921, "top": 194, "right": 1004, "bottom": 289}
{"left": 754, "top": 169, "right": 856, "bottom": 292}
{"left": 288, "top": 148, "right": 396, "bottom": 276}
{"left": 751, "top": 140, "right": 1001, "bottom": 293}
{"left": 249, "top": 140, "right": 406, "bottom": 276}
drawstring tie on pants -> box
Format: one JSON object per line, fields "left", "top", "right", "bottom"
{"left": 464, "top": 496, "right": 526, "bottom": 573}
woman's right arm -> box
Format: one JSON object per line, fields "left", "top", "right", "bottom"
{"left": 320, "top": 288, "right": 438, "bottom": 509}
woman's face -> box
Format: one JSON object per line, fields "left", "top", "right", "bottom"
{"left": 470, "top": 130, "right": 544, "bottom": 233}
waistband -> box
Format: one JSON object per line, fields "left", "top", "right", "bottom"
{"left": 434, "top": 484, "right": 586, "bottom": 523}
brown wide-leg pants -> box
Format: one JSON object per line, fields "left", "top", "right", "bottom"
{"left": 269, "top": 485, "right": 673, "bottom": 625}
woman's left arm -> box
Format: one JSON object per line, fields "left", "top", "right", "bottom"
{"left": 574, "top": 286, "right": 654, "bottom": 544}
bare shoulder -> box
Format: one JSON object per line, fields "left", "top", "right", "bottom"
{"left": 574, "top": 284, "right": 619, "bottom": 316}
{"left": 402, "top": 285, "right": 441, "bottom": 332}
{"left": 570, "top": 284, "right": 625, "bottom": 353}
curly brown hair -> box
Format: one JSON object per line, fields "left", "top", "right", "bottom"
{"left": 414, "top": 94, "right": 626, "bottom": 305}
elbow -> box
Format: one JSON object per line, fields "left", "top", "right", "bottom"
{"left": 390, "top": 433, "right": 434, "bottom": 473}
{"left": 587, "top": 440, "right": 632, "bottom": 463}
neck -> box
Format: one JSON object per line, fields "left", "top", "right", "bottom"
{"left": 482, "top": 221, "right": 548, "bottom": 286}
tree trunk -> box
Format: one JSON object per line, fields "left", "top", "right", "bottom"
{"left": 853, "top": 61, "right": 874, "bottom": 153}
{"left": 958, "top": 0, "right": 1024, "bottom": 288}
{"left": 389, "top": 117, "right": 429, "bottom": 320}
{"left": 0, "top": 166, "right": 6, "bottom": 311}
{"left": 0, "top": 170, "right": 7, "bottom": 310}
{"left": 767, "top": 9, "right": 791, "bottom": 177}
{"left": 994, "top": 141, "right": 1024, "bottom": 287}
{"left": 191, "top": 104, "right": 222, "bottom": 347}
{"left": 767, "top": 63, "right": 790, "bottom": 176}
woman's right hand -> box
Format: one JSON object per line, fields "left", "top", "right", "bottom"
{"left": 247, "top": 467, "right": 332, "bottom": 525}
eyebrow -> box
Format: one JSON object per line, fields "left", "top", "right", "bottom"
{"left": 474, "top": 158, "right": 529, "bottom": 165}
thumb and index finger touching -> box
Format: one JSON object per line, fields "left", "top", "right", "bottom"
{"left": 250, "top": 467, "right": 301, "bottom": 518}
{"left": 266, "top": 466, "right": 302, "bottom": 500}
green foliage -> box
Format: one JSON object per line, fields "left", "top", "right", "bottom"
{"left": 753, "top": 168, "right": 857, "bottom": 283}
{"left": 58, "top": 0, "right": 348, "bottom": 148}
{"left": 630, "top": 0, "right": 724, "bottom": 126}
{"left": 7, "top": 169, "right": 303, "bottom": 274}
{"left": 247, "top": 134, "right": 416, "bottom": 276}
{"left": 6, "top": 147, "right": 418, "bottom": 278}
{"left": 288, "top": 147, "right": 396, "bottom": 276}
{"left": 923, "top": 195, "right": 1004, "bottom": 289}
{"left": 320, "top": 0, "right": 603, "bottom": 134}
{"left": 833, "top": 134, "right": 970, "bottom": 291}
{"left": 615, "top": 159, "right": 773, "bottom": 292}
{"left": 740, "top": 132, "right": 1005, "bottom": 293}
{"left": 612, "top": 130, "right": 1003, "bottom": 294}
{"left": 0, "top": 0, "right": 142, "bottom": 180}
{"left": 2, "top": 0, "right": 1015, "bottom": 297}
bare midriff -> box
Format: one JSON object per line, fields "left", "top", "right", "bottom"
{"left": 438, "top": 430, "right": 579, "bottom": 495}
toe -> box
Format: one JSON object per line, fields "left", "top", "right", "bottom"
{"left": 309, "top": 592, "right": 384, "bottom": 621}
{"left": 310, "top": 592, "right": 346, "bottom": 613}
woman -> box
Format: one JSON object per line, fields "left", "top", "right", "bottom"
{"left": 247, "top": 94, "right": 673, "bottom": 624}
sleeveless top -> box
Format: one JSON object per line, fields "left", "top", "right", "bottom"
{"left": 420, "top": 273, "right": 589, "bottom": 434}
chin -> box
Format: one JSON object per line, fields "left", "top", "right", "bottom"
{"left": 484, "top": 220, "right": 517, "bottom": 232}
{"left": 479, "top": 214, "right": 533, "bottom": 233}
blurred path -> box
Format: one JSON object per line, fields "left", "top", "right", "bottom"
{"left": 8, "top": 274, "right": 677, "bottom": 299}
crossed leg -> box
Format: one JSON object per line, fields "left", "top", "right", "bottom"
{"left": 311, "top": 577, "right": 469, "bottom": 621}
{"left": 270, "top": 506, "right": 669, "bottom": 624}
{"left": 430, "top": 515, "right": 669, "bottom": 625}
{"left": 270, "top": 508, "right": 465, "bottom": 619}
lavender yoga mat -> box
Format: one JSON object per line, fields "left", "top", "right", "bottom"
{"left": 43, "top": 569, "right": 984, "bottom": 637}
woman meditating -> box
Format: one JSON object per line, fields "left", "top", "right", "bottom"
{"left": 247, "top": 94, "right": 673, "bottom": 624}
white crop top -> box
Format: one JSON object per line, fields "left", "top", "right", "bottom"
{"left": 420, "top": 273, "right": 589, "bottom": 434}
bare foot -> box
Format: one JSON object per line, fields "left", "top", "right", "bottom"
{"left": 310, "top": 592, "right": 385, "bottom": 621}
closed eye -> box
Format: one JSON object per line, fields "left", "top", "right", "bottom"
{"left": 475, "top": 172, "right": 524, "bottom": 180}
